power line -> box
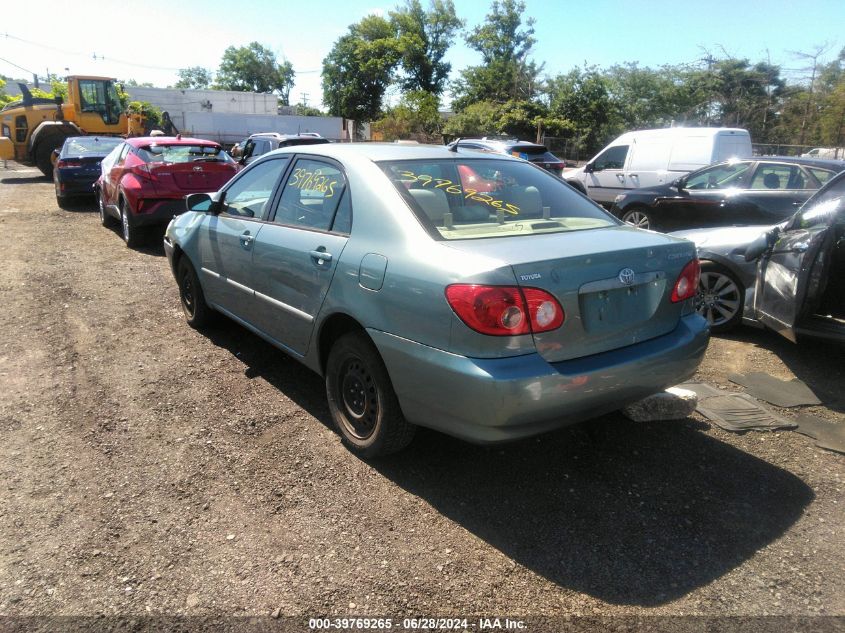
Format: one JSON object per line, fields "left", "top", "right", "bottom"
{"left": 0, "top": 55, "right": 35, "bottom": 76}
{"left": 3, "top": 32, "right": 320, "bottom": 77}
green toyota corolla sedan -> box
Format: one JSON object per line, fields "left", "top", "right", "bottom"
{"left": 164, "top": 144, "right": 709, "bottom": 457}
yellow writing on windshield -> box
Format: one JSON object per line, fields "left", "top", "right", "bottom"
{"left": 398, "top": 170, "right": 520, "bottom": 215}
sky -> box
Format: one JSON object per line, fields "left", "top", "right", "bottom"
{"left": 2, "top": 0, "right": 843, "bottom": 109}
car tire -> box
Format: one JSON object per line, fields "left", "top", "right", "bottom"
{"left": 326, "top": 331, "right": 415, "bottom": 458}
{"left": 621, "top": 206, "right": 656, "bottom": 230}
{"left": 696, "top": 262, "right": 744, "bottom": 333}
{"left": 98, "top": 189, "right": 114, "bottom": 227}
{"left": 177, "top": 257, "right": 212, "bottom": 329}
{"left": 120, "top": 198, "right": 141, "bottom": 248}
{"left": 566, "top": 180, "right": 586, "bottom": 195}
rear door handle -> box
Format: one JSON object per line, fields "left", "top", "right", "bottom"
{"left": 239, "top": 231, "right": 254, "bottom": 248}
{"left": 310, "top": 249, "right": 333, "bottom": 264}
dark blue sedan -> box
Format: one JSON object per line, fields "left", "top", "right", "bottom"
{"left": 53, "top": 136, "right": 123, "bottom": 208}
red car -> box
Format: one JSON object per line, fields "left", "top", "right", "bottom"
{"left": 95, "top": 136, "right": 238, "bottom": 247}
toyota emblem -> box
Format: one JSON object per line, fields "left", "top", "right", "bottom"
{"left": 193, "top": 166, "right": 203, "bottom": 172}
{"left": 618, "top": 268, "right": 635, "bottom": 285}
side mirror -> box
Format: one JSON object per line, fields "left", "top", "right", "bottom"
{"left": 744, "top": 228, "right": 777, "bottom": 262}
{"left": 675, "top": 176, "right": 687, "bottom": 191}
{"left": 185, "top": 192, "right": 220, "bottom": 214}
{"left": 584, "top": 162, "right": 595, "bottom": 174}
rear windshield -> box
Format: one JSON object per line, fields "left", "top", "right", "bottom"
{"left": 380, "top": 158, "right": 616, "bottom": 240}
{"left": 280, "top": 137, "right": 330, "bottom": 146}
{"left": 136, "top": 144, "right": 233, "bottom": 164}
{"left": 62, "top": 136, "right": 123, "bottom": 156}
{"left": 507, "top": 144, "right": 548, "bottom": 157}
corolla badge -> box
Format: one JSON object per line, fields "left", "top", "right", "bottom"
{"left": 618, "top": 268, "right": 635, "bottom": 286}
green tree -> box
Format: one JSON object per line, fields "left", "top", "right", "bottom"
{"left": 451, "top": 0, "right": 541, "bottom": 110}
{"left": 390, "top": 0, "right": 463, "bottom": 96}
{"left": 443, "top": 99, "right": 572, "bottom": 140}
{"left": 127, "top": 101, "right": 163, "bottom": 127}
{"left": 0, "top": 78, "right": 15, "bottom": 106}
{"left": 215, "top": 42, "right": 295, "bottom": 105}
{"left": 174, "top": 66, "right": 213, "bottom": 90}
{"left": 295, "top": 104, "right": 326, "bottom": 117}
{"left": 373, "top": 90, "right": 443, "bottom": 141}
{"left": 322, "top": 15, "right": 401, "bottom": 131}
{"left": 546, "top": 67, "right": 617, "bottom": 154}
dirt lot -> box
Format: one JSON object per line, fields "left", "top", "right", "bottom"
{"left": 1, "top": 163, "right": 844, "bottom": 629}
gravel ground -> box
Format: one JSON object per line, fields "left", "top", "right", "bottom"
{"left": 0, "top": 163, "right": 843, "bottom": 631}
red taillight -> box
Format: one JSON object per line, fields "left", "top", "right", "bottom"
{"left": 132, "top": 163, "right": 155, "bottom": 180}
{"left": 57, "top": 159, "right": 81, "bottom": 168}
{"left": 445, "top": 284, "right": 565, "bottom": 336}
{"left": 671, "top": 259, "right": 700, "bottom": 303}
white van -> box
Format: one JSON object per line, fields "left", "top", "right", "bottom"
{"left": 563, "top": 127, "right": 752, "bottom": 204}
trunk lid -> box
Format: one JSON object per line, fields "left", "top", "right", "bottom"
{"left": 148, "top": 161, "right": 236, "bottom": 195}
{"left": 448, "top": 226, "right": 697, "bottom": 362}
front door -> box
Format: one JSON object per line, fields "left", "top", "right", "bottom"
{"left": 754, "top": 176, "right": 845, "bottom": 342}
{"left": 196, "top": 157, "right": 290, "bottom": 317}
{"left": 249, "top": 157, "right": 352, "bottom": 356}
{"left": 674, "top": 161, "right": 753, "bottom": 229}
{"left": 585, "top": 144, "right": 629, "bottom": 203}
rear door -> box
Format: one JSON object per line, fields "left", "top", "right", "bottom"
{"left": 249, "top": 156, "right": 352, "bottom": 355}
{"left": 739, "top": 162, "right": 815, "bottom": 224}
{"left": 196, "top": 157, "right": 290, "bottom": 317}
{"left": 754, "top": 176, "right": 845, "bottom": 341}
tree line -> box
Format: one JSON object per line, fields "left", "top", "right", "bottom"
{"left": 320, "top": 0, "right": 845, "bottom": 155}
{"left": 3, "top": 0, "right": 843, "bottom": 156}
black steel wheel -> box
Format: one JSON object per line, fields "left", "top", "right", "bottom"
{"left": 177, "top": 257, "right": 211, "bottom": 328}
{"left": 326, "top": 332, "right": 415, "bottom": 457}
{"left": 696, "top": 262, "right": 744, "bottom": 332}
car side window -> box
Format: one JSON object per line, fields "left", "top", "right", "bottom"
{"left": 685, "top": 163, "right": 751, "bottom": 190}
{"left": 592, "top": 145, "right": 628, "bottom": 171}
{"left": 749, "top": 164, "right": 800, "bottom": 190}
{"left": 221, "top": 158, "right": 289, "bottom": 219}
{"left": 808, "top": 167, "right": 836, "bottom": 187}
{"left": 252, "top": 139, "right": 270, "bottom": 156}
{"left": 330, "top": 190, "right": 353, "bottom": 235}
{"left": 796, "top": 177, "right": 845, "bottom": 229}
{"left": 116, "top": 143, "right": 131, "bottom": 165}
{"left": 273, "top": 158, "right": 347, "bottom": 231}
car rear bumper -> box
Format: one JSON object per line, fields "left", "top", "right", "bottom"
{"left": 55, "top": 174, "right": 98, "bottom": 196}
{"left": 370, "top": 313, "right": 709, "bottom": 444}
{"left": 132, "top": 198, "right": 186, "bottom": 227}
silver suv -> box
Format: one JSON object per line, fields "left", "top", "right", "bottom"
{"left": 240, "top": 132, "right": 330, "bottom": 165}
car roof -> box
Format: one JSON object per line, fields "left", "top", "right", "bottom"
{"left": 455, "top": 138, "right": 545, "bottom": 149}
{"left": 125, "top": 136, "right": 220, "bottom": 147}
{"left": 753, "top": 155, "right": 845, "bottom": 169}
{"left": 249, "top": 132, "right": 324, "bottom": 140}
{"left": 265, "top": 142, "right": 521, "bottom": 163}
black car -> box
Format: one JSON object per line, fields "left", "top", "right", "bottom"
{"left": 671, "top": 170, "right": 845, "bottom": 342}
{"left": 610, "top": 156, "right": 845, "bottom": 232}
{"left": 239, "top": 132, "right": 330, "bottom": 165}
{"left": 447, "top": 137, "right": 568, "bottom": 176}
{"left": 53, "top": 136, "right": 123, "bottom": 208}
